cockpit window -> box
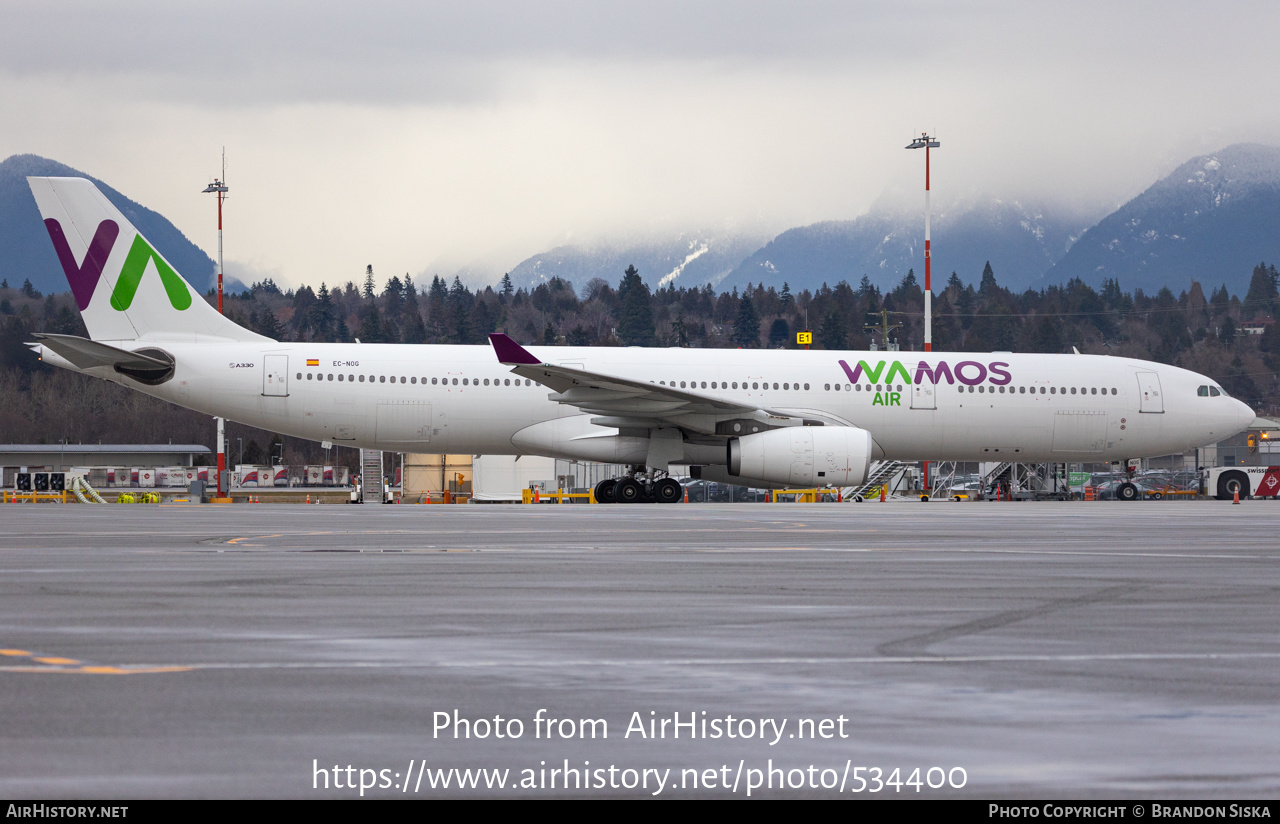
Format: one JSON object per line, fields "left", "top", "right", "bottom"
{"left": 1198, "top": 385, "right": 1209, "bottom": 397}
{"left": 1211, "top": 386, "right": 1225, "bottom": 397}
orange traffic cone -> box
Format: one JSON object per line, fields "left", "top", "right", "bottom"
{"left": 879, "top": 487, "right": 886, "bottom": 502}
{"left": 533, "top": 488, "right": 540, "bottom": 504}
{"left": 683, "top": 487, "right": 689, "bottom": 503}
{"left": 1233, "top": 489, "right": 1241, "bottom": 505}
{"left": 306, "top": 493, "right": 311, "bottom": 504}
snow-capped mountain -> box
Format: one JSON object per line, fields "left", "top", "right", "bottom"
{"left": 1042, "top": 143, "right": 1280, "bottom": 295}
{"left": 716, "top": 197, "right": 1092, "bottom": 294}
{"left": 506, "top": 231, "right": 774, "bottom": 293}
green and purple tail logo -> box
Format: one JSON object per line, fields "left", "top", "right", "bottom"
{"left": 45, "top": 218, "right": 192, "bottom": 312}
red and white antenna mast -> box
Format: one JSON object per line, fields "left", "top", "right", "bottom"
{"left": 202, "top": 150, "right": 230, "bottom": 501}
{"left": 202, "top": 149, "right": 229, "bottom": 314}
{"left": 906, "top": 132, "right": 940, "bottom": 351}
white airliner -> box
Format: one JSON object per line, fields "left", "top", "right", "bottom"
{"left": 26, "top": 176, "right": 1255, "bottom": 503}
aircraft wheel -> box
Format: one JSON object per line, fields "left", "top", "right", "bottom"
{"left": 654, "top": 478, "right": 682, "bottom": 504}
{"left": 614, "top": 477, "right": 643, "bottom": 504}
{"left": 593, "top": 478, "right": 616, "bottom": 504}
{"left": 1117, "top": 482, "right": 1139, "bottom": 501}
{"left": 1216, "top": 471, "right": 1250, "bottom": 501}
{"left": 920, "top": 494, "right": 930, "bottom": 502}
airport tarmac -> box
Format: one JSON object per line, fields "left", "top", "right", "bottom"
{"left": 1, "top": 500, "right": 1277, "bottom": 799}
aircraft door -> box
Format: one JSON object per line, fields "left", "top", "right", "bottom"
{"left": 263, "top": 354, "right": 289, "bottom": 397}
{"left": 1136, "top": 371, "right": 1163, "bottom": 413}
{"left": 910, "top": 375, "right": 937, "bottom": 409}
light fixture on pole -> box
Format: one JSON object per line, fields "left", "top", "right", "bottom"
{"left": 905, "top": 132, "right": 940, "bottom": 352}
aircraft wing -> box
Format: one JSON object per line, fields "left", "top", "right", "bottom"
{"left": 488, "top": 333, "right": 810, "bottom": 436}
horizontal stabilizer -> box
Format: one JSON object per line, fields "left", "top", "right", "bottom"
{"left": 31, "top": 333, "right": 171, "bottom": 371}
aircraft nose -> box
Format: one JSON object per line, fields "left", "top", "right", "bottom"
{"left": 1235, "top": 400, "right": 1256, "bottom": 430}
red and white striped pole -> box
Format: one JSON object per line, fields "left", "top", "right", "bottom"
{"left": 906, "top": 133, "right": 940, "bottom": 352}
{"left": 203, "top": 151, "right": 230, "bottom": 500}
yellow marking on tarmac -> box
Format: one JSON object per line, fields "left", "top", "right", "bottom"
{"left": 1, "top": 647, "right": 189, "bottom": 675}
{"left": 0, "top": 665, "right": 191, "bottom": 675}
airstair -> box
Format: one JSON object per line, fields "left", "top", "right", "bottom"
{"left": 360, "top": 449, "right": 384, "bottom": 504}
{"left": 843, "top": 460, "right": 908, "bottom": 501}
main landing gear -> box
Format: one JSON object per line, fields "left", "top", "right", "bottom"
{"left": 593, "top": 468, "right": 683, "bottom": 504}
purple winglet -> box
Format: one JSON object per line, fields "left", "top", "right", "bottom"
{"left": 489, "top": 333, "right": 542, "bottom": 365}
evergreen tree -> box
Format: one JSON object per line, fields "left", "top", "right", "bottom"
{"left": 383, "top": 276, "right": 405, "bottom": 321}
{"left": 672, "top": 312, "right": 689, "bottom": 347}
{"left": 616, "top": 265, "right": 655, "bottom": 346}
{"left": 311, "top": 283, "right": 336, "bottom": 341}
{"left": 979, "top": 261, "right": 998, "bottom": 296}
{"left": 256, "top": 307, "right": 283, "bottom": 340}
{"left": 543, "top": 322, "right": 558, "bottom": 345}
{"left": 363, "top": 265, "right": 375, "bottom": 300}
{"left": 401, "top": 275, "right": 428, "bottom": 344}
{"left": 768, "top": 317, "right": 790, "bottom": 348}
{"left": 779, "top": 282, "right": 793, "bottom": 309}
{"left": 733, "top": 294, "right": 761, "bottom": 347}
{"left": 426, "top": 275, "right": 449, "bottom": 342}
{"left": 500, "top": 272, "right": 514, "bottom": 299}
{"left": 357, "top": 303, "right": 385, "bottom": 343}
{"left": 819, "top": 307, "right": 847, "bottom": 350}
{"left": 1243, "top": 262, "right": 1279, "bottom": 318}
{"left": 449, "top": 276, "right": 472, "bottom": 344}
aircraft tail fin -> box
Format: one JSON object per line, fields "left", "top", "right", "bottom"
{"left": 27, "top": 176, "right": 268, "bottom": 343}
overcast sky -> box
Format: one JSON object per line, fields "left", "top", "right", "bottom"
{"left": 3, "top": 1, "right": 1277, "bottom": 291}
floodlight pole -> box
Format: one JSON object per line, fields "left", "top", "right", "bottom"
{"left": 905, "top": 133, "right": 940, "bottom": 352}
{"left": 202, "top": 150, "right": 230, "bottom": 500}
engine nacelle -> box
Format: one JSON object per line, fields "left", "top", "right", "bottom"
{"left": 728, "top": 426, "right": 873, "bottom": 487}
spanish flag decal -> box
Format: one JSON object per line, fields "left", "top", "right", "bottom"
{"left": 306, "top": 359, "right": 319, "bottom": 366}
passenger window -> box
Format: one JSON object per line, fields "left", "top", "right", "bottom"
{"left": 296, "top": 372, "right": 302, "bottom": 380}
{"left": 338, "top": 374, "right": 344, "bottom": 382}
{"left": 328, "top": 374, "right": 334, "bottom": 381}
{"left": 803, "top": 383, "right": 809, "bottom": 390}
{"left": 733, "top": 382, "right": 739, "bottom": 389}
{"left": 1071, "top": 387, "right": 1077, "bottom": 394}
{"left": 1050, "top": 387, "right": 1056, "bottom": 394}
{"left": 400, "top": 376, "right": 406, "bottom": 384}
{"left": 452, "top": 378, "right": 458, "bottom": 385}
{"left": 349, "top": 375, "right": 354, "bottom": 382}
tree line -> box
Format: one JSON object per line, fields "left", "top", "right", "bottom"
{"left": 1, "top": 260, "right": 1277, "bottom": 464}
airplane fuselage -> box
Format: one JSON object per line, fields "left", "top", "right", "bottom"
{"left": 71, "top": 341, "right": 1253, "bottom": 465}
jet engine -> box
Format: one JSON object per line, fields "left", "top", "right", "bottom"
{"left": 728, "top": 426, "right": 873, "bottom": 487}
